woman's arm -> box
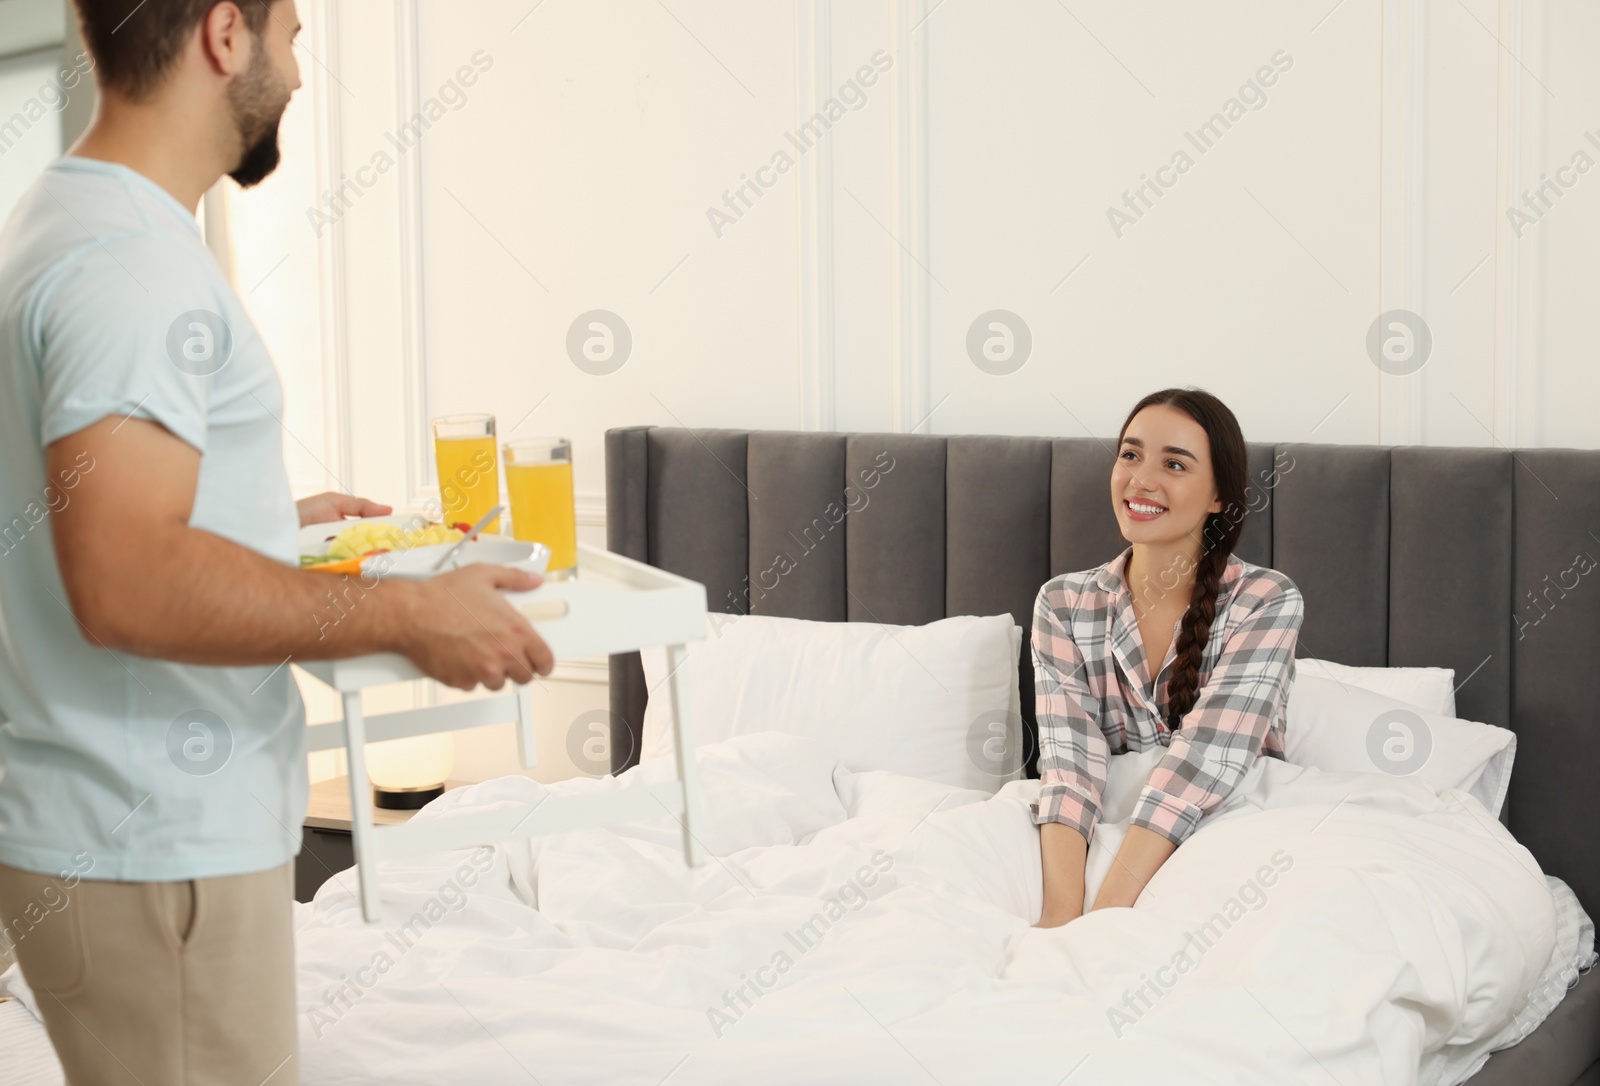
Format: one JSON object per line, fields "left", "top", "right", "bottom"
{"left": 1030, "top": 581, "right": 1111, "bottom": 926}
{"left": 1089, "top": 825, "right": 1177, "bottom": 911}
{"left": 1036, "top": 822, "right": 1089, "bottom": 927}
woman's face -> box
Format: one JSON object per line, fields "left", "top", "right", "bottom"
{"left": 1111, "top": 404, "right": 1222, "bottom": 549}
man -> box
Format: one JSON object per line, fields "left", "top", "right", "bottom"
{"left": 0, "top": 2, "right": 554, "bottom": 1082}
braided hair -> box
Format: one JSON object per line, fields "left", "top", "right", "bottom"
{"left": 1114, "top": 389, "right": 1249, "bottom": 731}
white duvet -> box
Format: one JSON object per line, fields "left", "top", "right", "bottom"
{"left": 292, "top": 732, "right": 1593, "bottom": 1086}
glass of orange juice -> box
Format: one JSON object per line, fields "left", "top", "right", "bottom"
{"left": 431, "top": 414, "right": 500, "bottom": 533}
{"left": 504, "top": 437, "right": 576, "bottom": 578}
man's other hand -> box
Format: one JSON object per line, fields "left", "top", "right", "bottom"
{"left": 296, "top": 492, "right": 393, "bottom": 527}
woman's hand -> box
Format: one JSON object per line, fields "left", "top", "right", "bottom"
{"left": 296, "top": 492, "right": 393, "bottom": 527}
{"left": 1033, "top": 903, "right": 1082, "bottom": 929}
{"left": 1089, "top": 824, "right": 1177, "bottom": 911}
{"left": 1036, "top": 821, "right": 1090, "bottom": 928}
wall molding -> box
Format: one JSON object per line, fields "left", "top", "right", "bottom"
{"left": 312, "top": 0, "right": 354, "bottom": 491}
{"left": 200, "top": 182, "right": 235, "bottom": 284}
{"left": 890, "top": 0, "right": 931, "bottom": 433}
{"left": 1493, "top": 0, "right": 1543, "bottom": 448}
{"left": 394, "top": 0, "right": 433, "bottom": 505}
{"left": 575, "top": 491, "right": 606, "bottom": 528}
{"left": 1377, "top": 0, "right": 1427, "bottom": 445}
{"left": 796, "top": 0, "right": 837, "bottom": 432}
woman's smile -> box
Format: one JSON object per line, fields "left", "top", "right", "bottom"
{"left": 1123, "top": 498, "right": 1167, "bottom": 521}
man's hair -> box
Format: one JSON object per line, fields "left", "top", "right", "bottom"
{"left": 72, "top": 0, "right": 273, "bottom": 100}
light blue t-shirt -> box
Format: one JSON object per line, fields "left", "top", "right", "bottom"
{"left": 0, "top": 157, "right": 307, "bottom": 882}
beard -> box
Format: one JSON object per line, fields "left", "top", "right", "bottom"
{"left": 232, "top": 118, "right": 281, "bottom": 188}
{"left": 227, "top": 42, "right": 289, "bottom": 188}
{"left": 230, "top": 117, "right": 281, "bottom": 188}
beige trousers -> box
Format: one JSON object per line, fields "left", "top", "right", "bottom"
{"left": 0, "top": 860, "right": 298, "bottom": 1086}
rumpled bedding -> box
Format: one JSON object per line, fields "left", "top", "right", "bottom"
{"left": 290, "top": 731, "right": 1592, "bottom": 1086}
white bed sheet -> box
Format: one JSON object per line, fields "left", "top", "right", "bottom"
{"left": 0, "top": 996, "right": 63, "bottom": 1086}
{"left": 1, "top": 730, "right": 1591, "bottom": 1086}
{"left": 286, "top": 731, "right": 1591, "bottom": 1086}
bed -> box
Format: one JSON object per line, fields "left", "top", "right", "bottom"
{"left": 2, "top": 426, "right": 1597, "bottom": 1085}
{"left": 603, "top": 426, "right": 1600, "bottom": 1085}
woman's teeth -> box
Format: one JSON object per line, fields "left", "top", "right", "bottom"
{"left": 1127, "top": 500, "right": 1165, "bottom": 515}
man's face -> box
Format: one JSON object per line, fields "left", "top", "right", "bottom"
{"left": 227, "top": 1, "right": 302, "bottom": 188}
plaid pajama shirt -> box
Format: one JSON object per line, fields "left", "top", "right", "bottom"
{"left": 1030, "top": 546, "right": 1304, "bottom": 846}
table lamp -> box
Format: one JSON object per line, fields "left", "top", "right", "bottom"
{"left": 366, "top": 732, "right": 454, "bottom": 809}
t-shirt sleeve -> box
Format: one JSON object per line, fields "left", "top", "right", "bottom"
{"left": 30, "top": 240, "right": 217, "bottom": 454}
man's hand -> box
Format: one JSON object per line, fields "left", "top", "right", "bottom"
{"left": 396, "top": 564, "right": 556, "bottom": 690}
{"left": 297, "top": 491, "right": 392, "bottom": 527}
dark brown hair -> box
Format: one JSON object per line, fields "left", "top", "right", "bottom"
{"left": 72, "top": 0, "right": 272, "bottom": 100}
{"left": 1115, "top": 388, "right": 1249, "bottom": 730}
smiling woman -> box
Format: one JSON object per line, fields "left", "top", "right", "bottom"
{"left": 1032, "top": 387, "right": 1303, "bottom": 929}
{"left": 1112, "top": 389, "right": 1252, "bottom": 727}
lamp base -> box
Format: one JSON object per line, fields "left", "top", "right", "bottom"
{"left": 372, "top": 783, "right": 445, "bottom": 810}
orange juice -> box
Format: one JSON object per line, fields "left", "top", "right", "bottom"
{"left": 507, "top": 460, "right": 576, "bottom": 571}
{"left": 434, "top": 435, "right": 500, "bottom": 532}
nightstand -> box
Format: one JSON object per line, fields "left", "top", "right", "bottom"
{"left": 296, "top": 775, "right": 467, "bottom": 903}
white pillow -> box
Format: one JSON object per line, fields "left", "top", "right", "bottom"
{"left": 639, "top": 613, "right": 1024, "bottom": 794}
{"left": 1285, "top": 673, "right": 1515, "bottom": 817}
{"left": 1297, "top": 658, "right": 1457, "bottom": 717}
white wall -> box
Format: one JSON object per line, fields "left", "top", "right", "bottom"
{"left": 0, "top": 0, "right": 76, "bottom": 222}
{"left": 0, "top": 48, "right": 64, "bottom": 218}
{"left": 228, "top": 0, "right": 1599, "bottom": 783}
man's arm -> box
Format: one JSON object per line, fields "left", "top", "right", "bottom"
{"left": 49, "top": 417, "right": 553, "bottom": 690}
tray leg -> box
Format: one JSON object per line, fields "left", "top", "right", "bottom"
{"left": 515, "top": 682, "right": 537, "bottom": 770}
{"left": 664, "top": 642, "right": 704, "bottom": 868}
{"left": 341, "top": 690, "right": 381, "bottom": 923}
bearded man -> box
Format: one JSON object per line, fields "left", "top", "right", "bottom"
{"left": 0, "top": 4, "right": 553, "bottom": 1082}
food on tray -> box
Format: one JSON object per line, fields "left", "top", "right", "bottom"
{"left": 327, "top": 521, "right": 465, "bottom": 559}
{"left": 300, "top": 520, "right": 467, "bottom": 569}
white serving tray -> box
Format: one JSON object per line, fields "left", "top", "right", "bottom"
{"left": 298, "top": 544, "right": 706, "bottom": 690}
{"left": 298, "top": 543, "right": 709, "bottom": 922}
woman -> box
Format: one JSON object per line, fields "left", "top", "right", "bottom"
{"left": 1032, "top": 388, "right": 1302, "bottom": 928}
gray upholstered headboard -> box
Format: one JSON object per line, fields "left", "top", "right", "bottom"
{"left": 604, "top": 426, "right": 1600, "bottom": 916}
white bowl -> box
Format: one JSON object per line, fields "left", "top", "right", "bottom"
{"left": 362, "top": 538, "right": 552, "bottom": 581}
{"left": 299, "top": 516, "right": 551, "bottom": 580}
